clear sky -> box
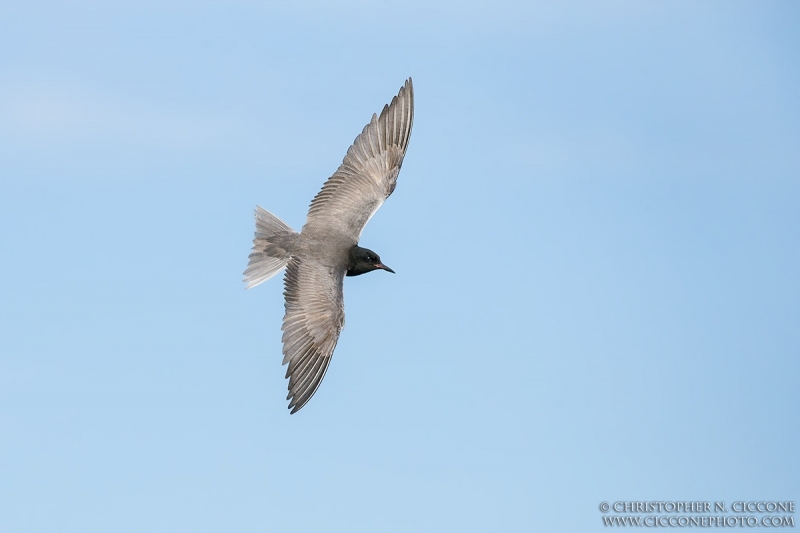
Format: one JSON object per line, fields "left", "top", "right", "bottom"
{"left": 1, "top": 1, "right": 798, "bottom": 531}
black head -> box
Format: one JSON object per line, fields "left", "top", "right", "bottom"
{"left": 346, "top": 246, "right": 395, "bottom": 277}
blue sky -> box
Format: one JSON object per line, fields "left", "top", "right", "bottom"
{"left": 1, "top": 1, "right": 798, "bottom": 531}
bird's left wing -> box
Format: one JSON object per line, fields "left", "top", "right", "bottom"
{"left": 302, "top": 78, "right": 414, "bottom": 242}
{"left": 281, "top": 257, "right": 346, "bottom": 413}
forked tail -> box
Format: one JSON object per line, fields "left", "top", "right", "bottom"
{"left": 243, "top": 206, "right": 297, "bottom": 289}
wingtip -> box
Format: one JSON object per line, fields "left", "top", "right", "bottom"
{"left": 403, "top": 77, "right": 413, "bottom": 96}
{"left": 287, "top": 396, "right": 305, "bottom": 414}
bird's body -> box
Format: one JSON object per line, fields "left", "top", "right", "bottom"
{"left": 244, "top": 79, "right": 414, "bottom": 413}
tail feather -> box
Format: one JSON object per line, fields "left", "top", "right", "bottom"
{"left": 243, "top": 206, "right": 296, "bottom": 289}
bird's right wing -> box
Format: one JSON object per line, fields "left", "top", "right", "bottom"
{"left": 302, "top": 78, "right": 414, "bottom": 242}
{"left": 281, "top": 257, "right": 346, "bottom": 413}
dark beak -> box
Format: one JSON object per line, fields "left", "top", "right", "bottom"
{"left": 376, "top": 263, "right": 395, "bottom": 274}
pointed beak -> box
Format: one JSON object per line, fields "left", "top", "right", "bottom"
{"left": 376, "top": 263, "right": 395, "bottom": 274}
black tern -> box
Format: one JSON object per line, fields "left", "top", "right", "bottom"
{"left": 244, "top": 79, "right": 414, "bottom": 413}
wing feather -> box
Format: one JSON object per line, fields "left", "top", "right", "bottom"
{"left": 302, "top": 78, "right": 414, "bottom": 241}
{"left": 281, "top": 257, "right": 345, "bottom": 413}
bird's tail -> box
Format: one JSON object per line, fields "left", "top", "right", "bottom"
{"left": 243, "top": 206, "right": 297, "bottom": 289}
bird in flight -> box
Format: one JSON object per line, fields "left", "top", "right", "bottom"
{"left": 244, "top": 78, "right": 414, "bottom": 413}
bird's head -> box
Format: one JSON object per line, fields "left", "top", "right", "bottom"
{"left": 346, "top": 246, "right": 395, "bottom": 277}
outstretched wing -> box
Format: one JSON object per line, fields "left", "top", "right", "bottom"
{"left": 281, "top": 257, "right": 345, "bottom": 413}
{"left": 302, "top": 78, "right": 414, "bottom": 242}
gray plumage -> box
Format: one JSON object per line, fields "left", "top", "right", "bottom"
{"left": 244, "top": 79, "right": 414, "bottom": 413}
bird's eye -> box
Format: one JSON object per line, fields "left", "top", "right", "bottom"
{"left": 366, "top": 256, "right": 373, "bottom": 262}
